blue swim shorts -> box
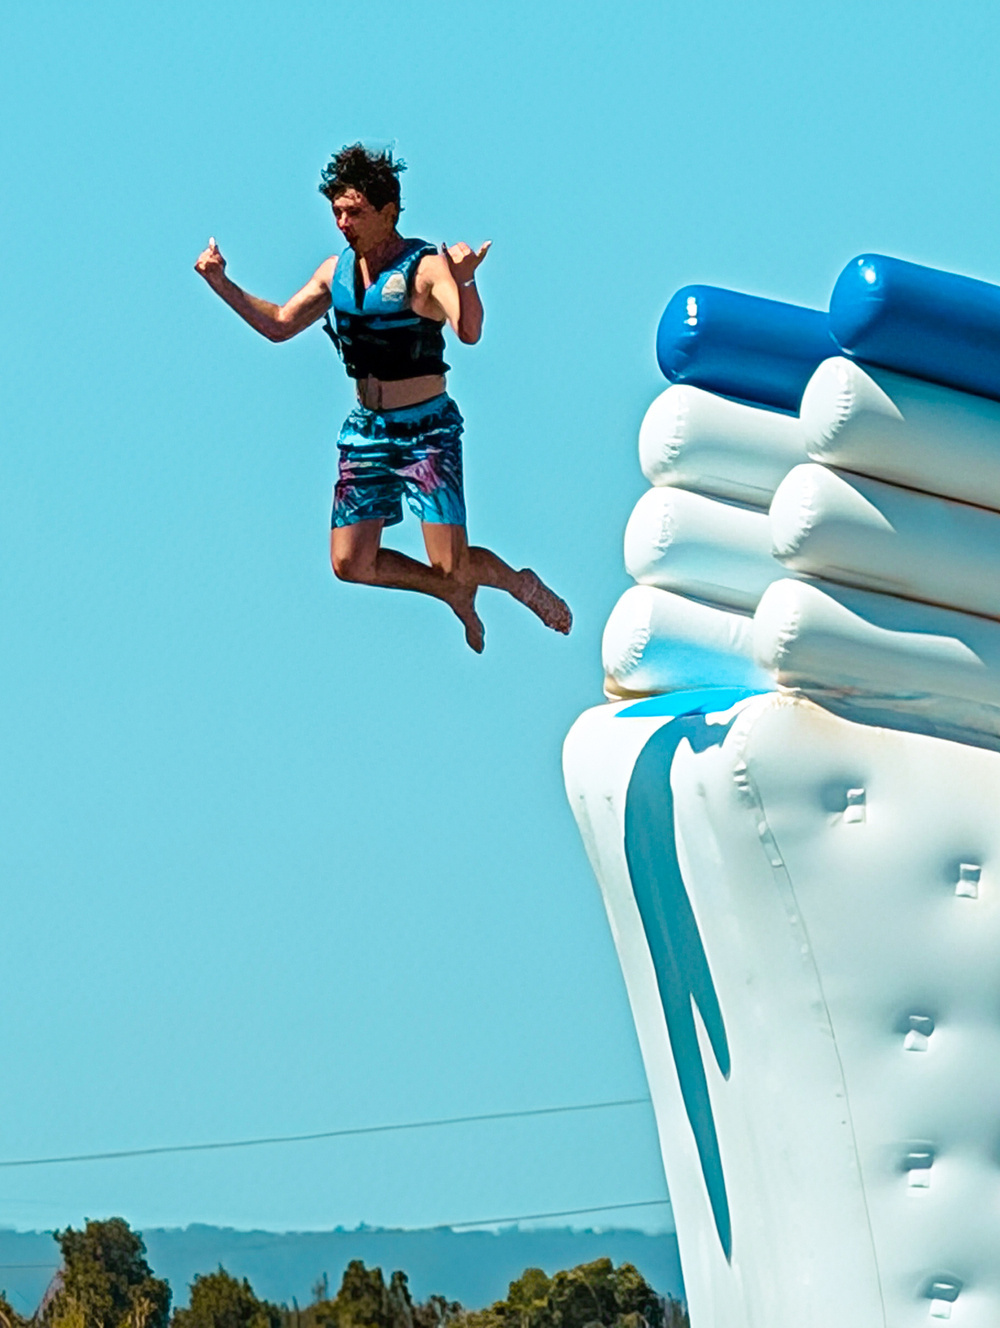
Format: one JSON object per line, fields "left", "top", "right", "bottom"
{"left": 332, "top": 394, "right": 466, "bottom": 529}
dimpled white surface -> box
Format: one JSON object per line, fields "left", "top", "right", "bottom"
{"left": 564, "top": 692, "right": 1000, "bottom": 1327}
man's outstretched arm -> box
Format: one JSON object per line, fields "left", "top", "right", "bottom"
{"left": 416, "top": 241, "right": 491, "bottom": 344}
{"left": 194, "top": 239, "right": 335, "bottom": 342}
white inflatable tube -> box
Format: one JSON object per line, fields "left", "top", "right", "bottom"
{"left": 639, "top": 384, "right": 809, "bottom": 507}
{"left": 624, "top": 487, "right": 788, "bottom": 612}
{"left": 801, "top": 356, "right": 1000, "bottom": 509}
{"left": 754, "top": 577, "right": 1000, "bottom": 741}
{"left": 770, "top": 463, "right": 1000, "bottom": 619}
{"left": 602, "top": 584, "right": 770, "bottom": 697}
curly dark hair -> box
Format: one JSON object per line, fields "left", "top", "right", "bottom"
{"left": 318, "top": 143, "right": 406, "bottom": 214}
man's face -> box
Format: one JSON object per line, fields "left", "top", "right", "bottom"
{"left": 332, "top": 188, "right": 397, "bottom": 253}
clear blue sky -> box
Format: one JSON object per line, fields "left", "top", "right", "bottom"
{"left": 1, "top": 0, "right": 997, "bottom": 1235}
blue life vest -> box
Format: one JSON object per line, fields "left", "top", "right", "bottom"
{"left": 323, "top": 238, "right": 449, "bottom": 381}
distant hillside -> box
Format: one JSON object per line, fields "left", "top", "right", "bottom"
{"left": 0, "top": 1225, "right": 682, "bottom": 1318}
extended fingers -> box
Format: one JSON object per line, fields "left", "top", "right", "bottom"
{"left": 194, "top": 236, "right": 224, "bottom": 273}
{"left": 440, "top": 239, "right": 489, "bottom": 283}
{"left": 441, "top": 241, "right": 473, "bottom": 264}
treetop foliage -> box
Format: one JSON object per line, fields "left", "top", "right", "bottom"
{"left": 458, "top": 1258, "right": 671, "bottom": 1328}
{"left": 41, "top": 1218, "right": 170, "bottom": 1328}
{"left": 288, "top": 1259, "right": 462, "bottom": 1328}
{"left": 172, "top": 1269, "right": 282, "bottom": 1328}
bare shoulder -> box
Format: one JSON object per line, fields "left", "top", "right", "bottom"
{"left": 311, "top": 254, "right": 338, "bottom": 290}
{"left": 414, "top": 250, "right": 450, "bottom": 290}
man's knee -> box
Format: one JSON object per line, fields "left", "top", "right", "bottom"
{"left": 428, "top": 552, "right": 457, "bottom": 578}
{"left": 427, "top": 545, "right": 469, "bottom": 581}
{"left": 331, "top": 549, "right": 376, "bottom": 583}
{"left": 422, "top": 522, "right": 469, "bottom": 581}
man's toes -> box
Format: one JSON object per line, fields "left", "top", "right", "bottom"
{"left": 465, "top": 614, "right": 486, "bottom": 653}
{"left": 519, "top": 570, "right": 572, "bottom": 634}
{"left": 450, "top": 586, "right": 485, "bottom": 653}
{"left": 458, "top": 600, "right": 485, "bottom": 653}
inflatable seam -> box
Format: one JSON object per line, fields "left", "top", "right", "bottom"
{"left": 807, "top": 359, "right": 856, "bottom": 459}
{"left": 763, "top": 595, "right": 802, "bottom": 672}
{"left": 654, "top": 497, "right": 675, "bottom": 555}
{"left": 770, "top": 468, "right": 820, "bottom": 562}
{"left": 616, "top": 621, "right": 651, "bottom": 679}
{"left": 647, "top": 390, "right": 687, "bottom": 476}
{"left": 662, "top": 389, "right": 688, "bottom": 468}
{"left": 606, "top": 597, "right": 652, "bottom": 682}
{"left": 731, "top": 717, "right": 887, "bottom": 1325}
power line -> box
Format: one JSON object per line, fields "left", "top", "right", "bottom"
{"left": 0, "top": 1098, "right": 650, "bottom": 1170}
{"left": 447, "top": 1199, "right": 670, "bottom": 1230}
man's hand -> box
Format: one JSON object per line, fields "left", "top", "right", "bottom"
{"left": 194, "top": 237, "right": 227, "bottom": 290}
{"left": 440, "top": 240, "right": 491, "bottom": 288}
{"left": 192, "top": 244, "right": 334, "bottom": 341}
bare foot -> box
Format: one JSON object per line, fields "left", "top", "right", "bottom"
{"left": 450, "top": 583, "right": 485, "bottom": 653}
{"left": 515, "top": 569, "right": 573, "bottom": 634}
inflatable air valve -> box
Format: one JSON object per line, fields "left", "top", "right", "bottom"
{"left": 655, "top": 284, "right": 838, "bottom": 412}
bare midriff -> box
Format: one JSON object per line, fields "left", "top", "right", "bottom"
{"left": 355, "top": 374, "right": 447, "bottom": 412}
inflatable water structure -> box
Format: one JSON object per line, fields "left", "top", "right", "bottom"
{"left": 564, "top": 254, "right": 1000, "bottom": 1327}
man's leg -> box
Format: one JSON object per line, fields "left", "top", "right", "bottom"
{"left": 331, "top": 520, "right": 487, "bottom": 652}
{"left": 415, "top": 522, "right": 484, "bottom": 653}
{"left": 421, "top": 523, "right": 573, "bottom": 640}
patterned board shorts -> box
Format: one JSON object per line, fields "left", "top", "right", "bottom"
{"left": 332, "top": 393, "right": 466, "bottom": 529}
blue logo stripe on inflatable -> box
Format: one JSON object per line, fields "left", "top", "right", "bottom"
{"left": 616, "top": 686, "right": 768, "bottom": 720}
{"left": 624, "top": 714, "right": 735, "bottom": 1260}
{"left": 656, "top": 284, "right": 839, "bottom": 413}
{"left": 830, "top": 253, "right": 1000, "bottom": 402}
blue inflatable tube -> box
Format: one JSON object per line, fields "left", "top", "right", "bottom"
{"left": 830, "top": 254, "right": 1000, "bottom": 402}
{"left": 656, "top": 285, "right": 838, "bottom": 413}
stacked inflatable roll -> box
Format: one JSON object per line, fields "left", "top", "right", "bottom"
{"left": 604, "top": 253, "right": 1000, "bottom": 748}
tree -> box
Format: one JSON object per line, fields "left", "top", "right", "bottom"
{"left": 313, "top": 1261, "right": 398, "bottom": 1328}
{"left": 172, "top": 1269, "right": 282, "bottom": 1328}
{"left": 659, "top": 1301, "right": 687, "bottom": 1328}
{"left": 0, "top": 1292, "right": 28, "bottom": 1328}
{"left": 411, "top": 1294, "right": 463, "bottom": 1328}
{"left": 458, "top": 1259, "right": 686, "bottom": 1328}
{"left": 284, "top": 1263, "right": 462, "bottom": 1328}
{"left": 42, "top": 1218, "right": 170, "bottom": 1328}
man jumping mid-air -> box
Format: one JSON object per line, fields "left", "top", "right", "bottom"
{"left": 194, "top": 143, "right": 571, "bottom": 652}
